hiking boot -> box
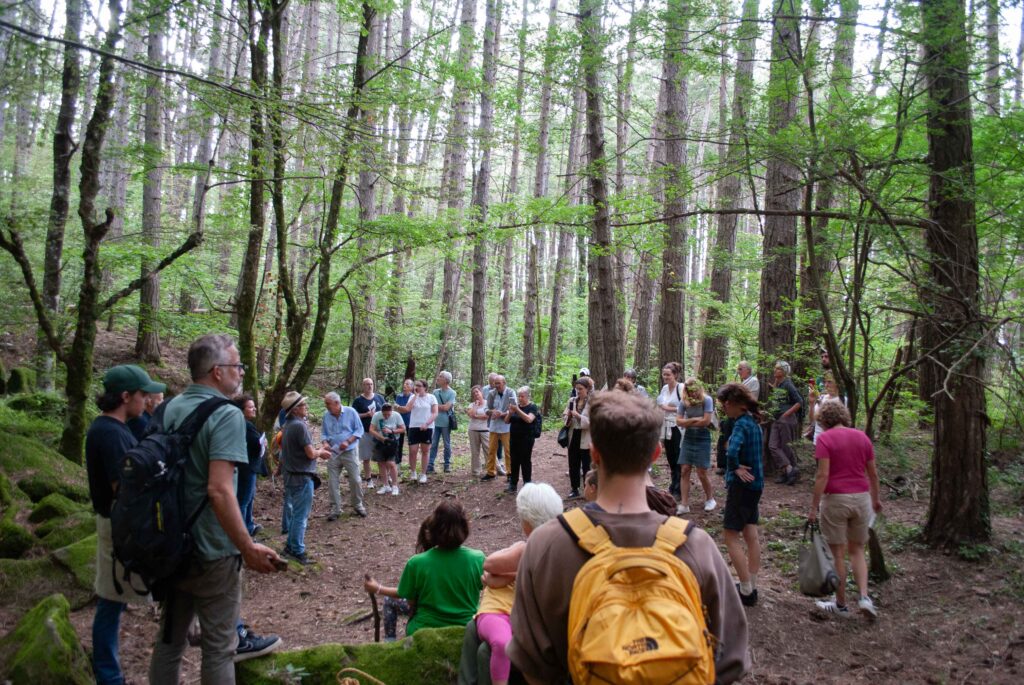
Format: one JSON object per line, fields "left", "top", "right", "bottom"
{"left": 326, "top": 513, "right": 339, "bottom": 522}
{"left": 735, "top": 583, "right": 758, "bottom": 607}
{"left": 858, "top": 596, "right": 878, "bottom": 619}
{"left": 704, "top": 498, "right": 718, "bottom": 512}
{"left": 481, "top": 474, "right": 496, "bottom": 481}
{"left": 814, "top": 599, "right": 851, "bottom": 617}
{"left": 234, "top": 626, "right": 283, "bottom": 663}
{"left": 786, "top": 468, "right": 800, "bottom": 486}
{"left": 283, "top": 548, "right": 312, "bottom": 566}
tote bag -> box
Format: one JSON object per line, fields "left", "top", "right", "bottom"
{"left": 799, "top": 522, "right": 840, "bottom": 596}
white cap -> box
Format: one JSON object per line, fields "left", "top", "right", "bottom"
{"left": 579, "top": 368, "right": 590, "bottom": 376}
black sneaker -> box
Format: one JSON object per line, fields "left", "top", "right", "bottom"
{"left": 774, "top": 473, "right": 789, "bottom": 484}
{"left": 786, "top": 468, "right": 800, "bottom": 486}
{"left": 426, "top": 467, "right": 436, "bottom": 474}
{"left": 283, "top": 548, "right": 313, "bottom": 566}
{"left": 481, "top": 474, "right": 496, "bottom": 481}
{"left": 564, "top": 489, "right": 580, "bottom": 501}
{"left": 234, "top": 626, "right": 283, "bottom": 663}
{"left": 250, "top": 523, "right": 263, "bottom": 536}
{"left": 443, "top": 465, "right": 452, "bottom": 473}
{"left": 736, "top": 583, "right": 758, "bottom": 607}
{"left": 505, "top": 484, "right": 517, "bottom": 494}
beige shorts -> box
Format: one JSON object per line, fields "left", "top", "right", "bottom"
{"left": 819, "top": 492, "right": 872, "bottom": 545}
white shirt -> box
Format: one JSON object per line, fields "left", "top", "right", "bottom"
{"left": 657, "top": 383, "right": 683, "bottom": 439}
{"left": 468, "top": 400, "right": 489, "bottom": 431}
{"left": 741, "top": 375, "right": 760, "bottom": 397}
{"left": 405, "top": 393, "right": 438, "bottom": 429}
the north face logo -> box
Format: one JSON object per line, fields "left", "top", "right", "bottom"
{"left": 622, "top": 637, "right": 659, "bottom": 656}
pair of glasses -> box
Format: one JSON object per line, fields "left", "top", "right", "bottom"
{"left": 211, "top": 363, "right": 246, "bottom": 372}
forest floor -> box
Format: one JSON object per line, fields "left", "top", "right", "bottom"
{"left": 26, "top": 331, "right": 1023, "bottom": 683}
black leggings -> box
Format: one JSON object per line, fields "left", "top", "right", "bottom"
{"left": 568, "top": 429, "right": 591, "bottom": 491}
{"left": 663, "top": 427, "right": 682, "bottom": 495}
{"left": 510, "top": 435, "right": 534, "bottom": 487}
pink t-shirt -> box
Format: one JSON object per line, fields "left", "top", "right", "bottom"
{"left": 814, "top": 426, "right": 874, "bottom": 494}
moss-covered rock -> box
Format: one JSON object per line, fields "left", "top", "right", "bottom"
{"left": 236, "top": 625, "right": 466, "bottom": 685}
{"left": 52, "top": 534, "right": 97, "bottom": 591}
{"left": 0, "top": 557, "right": 93, "bottom": 611}
{"left": 0, "top": 470, "right": 11, "bottom": 510}
{"left": 5, "top": 391, "right": 66, "bottom": 422}
{"left": 0, "top": 434, "right": 89, "bottom": 503}
{"left": 0, "top": 593, "right": 93, "bottom": 685}
{"left": 0, "top": 519, "right": 33, "bottom": 559}
{"left": 29, "top": 492, "right": 85, "bottom": 524}
{"left": 6, "top": 367, "right": 37, "bottom": 394}
{"left": 37, "top": 510, "right": 96, "bottom": 550}
{"left": 0, "top": 403, "right": 63, "bottom": 449}
{"left": 0, "top": 358, "right": 6, "bottom": 395}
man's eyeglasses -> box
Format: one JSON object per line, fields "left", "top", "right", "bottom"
{"left": 211, "top": 363, "right": 246, "bottom": 373}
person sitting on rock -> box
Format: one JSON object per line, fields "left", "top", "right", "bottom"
{"left": 471, "top": 482, "right": 564, "bottom": 685}
{"left": 364, "top": 500, "right": 484, "bottom": 640}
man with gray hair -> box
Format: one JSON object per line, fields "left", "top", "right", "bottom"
{"left": 321, "top": 392, "right": 366, "bottom": 520}
{"left": 428, "top": 371, "right": 457, "bottom": 474}
{"left": 482, "top": 375, "right": 515, "bottom": 481}
{"left": 149, "top": 334, "right": 282, "bottom": 685}
{"left": 737, "top": 361, "right": 760, "bottom": 397}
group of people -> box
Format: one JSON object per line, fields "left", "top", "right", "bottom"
{"left": 84, "top": 333, "right": 881, "bottom": 685}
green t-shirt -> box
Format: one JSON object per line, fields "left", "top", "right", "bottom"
{"left": 396, "top": 546, "right": 484, "bottom": 635}
{"left": 161, "top": 384, "right": 247, "bottom": 561}
{"left": 432, "top": 388, "right": 457, "bottom": 428}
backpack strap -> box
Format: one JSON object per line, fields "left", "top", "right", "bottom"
{"left": 173, "top": 397, "right": 233, "bottom": 443}
{"left": 653, "top": 516, "right": 691, "bottom": 554}
{"left": 559, "top": 508, "right": 614, "bottom": 556}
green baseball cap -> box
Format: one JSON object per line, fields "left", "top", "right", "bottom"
{"left": 102, "top": 365, "right": 167, "bottom": 395}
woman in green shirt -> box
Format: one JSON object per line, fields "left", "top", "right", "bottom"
{"left": 365, "top": 501, "right": 484, "bottom": 638}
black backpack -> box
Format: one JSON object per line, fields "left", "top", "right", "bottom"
{"left": 531, "top": 410, "right": 543, "bottom": 439}
{"left": 110, "top": 396, "right": 231, "bottom": 598}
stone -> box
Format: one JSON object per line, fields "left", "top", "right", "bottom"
{"left": 37, "top": 510, "right": 96, "bottom": 550}
{"left": 51, "top": 534, "right": 97, "bottom": 592}
{"left": 6, "top": 368, "right": 37, "bottom": 394}
{"left": 29, "top": 493, "right": 86, "bottom": 524}
{"left": 0, "top": 557, "right": 93, "bottom": 611}
{"left": 0, "top": 594, "right": 93, "bottom": 685}
{"left": 0, "top": 519, "right": 33, "bottom": 559}
{"left": 0, "top": 434, "right": 89, "bottom": 504}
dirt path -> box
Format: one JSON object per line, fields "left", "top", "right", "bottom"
{"left": 68, "top": 428, "right": 1023, "bottom": 683}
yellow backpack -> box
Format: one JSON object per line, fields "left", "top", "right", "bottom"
{"left": 562, "top": 508, "right": 716, "bottom": 685}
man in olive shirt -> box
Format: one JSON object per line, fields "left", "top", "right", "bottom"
{"left": 508, "top": 391, "right": 751, "bottom": 684}
{"left": 149, "top": 334, "right": 282, "bottom": 685}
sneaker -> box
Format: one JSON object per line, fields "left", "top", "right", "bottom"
{"left": 481, "top": 474, "right": 496, "bottom": 481}
{"left": 408, "top": 470, "right": 418, "bottom": 481}
{"left": 391, "top": 485, "right": 400, "bottom": 496}
{"left": 677, "top": 504, "right": 691, "bottom": 515}
{"left": 774, "top": 473, "right": 789, "bottom": 484}
{"left": 443, "top": 465, "right": 452, "bottom": 473}
{"left": 234, "top": 626, "right": 283, "bottom": 663}
{"left": 814, "top": 599, "right": 852, "bottom": 617}
{"left": 735, "top": 583, "right": 758, "bottom": 607}
{"left": 377, "top": 484, "right": 392, "bottom": 495}
{"left": 355, "top": 507, "right": 368, "bottom": 518}
{"left": 564, "top": 489, "right": 580, "bottom": 501}
{"left": 857, "top": 596, "right": 878, "bottom": 619}
{"left": 250, "top": 523, "right": 264, "bottom": 536}
{"left": 497, "top": 464, "right": 507, "bottom": 476}
{"left": 786, "top": 468, "right": 800, "bottom": 486}
{"left": 418, "top": 473, "right": 427, "bottom": 484}
{"left": 326, "top": 513, "right": 339, "bottom": 522}
{"left": 283, "top": 548, "right": 312, "bottom": 566}
{"left": 505, "top": 484, "right": 517, "bottom": 494}
{"left": 704, "top": 498, "right": 717, "bottom": 512}
{"left": 426, "top": 467, "right": 436, "bottom": 474}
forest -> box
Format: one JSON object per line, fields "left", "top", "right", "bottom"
{"left": 1, "top": 0, "right": 1022, "bottom": 554}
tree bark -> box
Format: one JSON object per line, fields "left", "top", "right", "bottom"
{"left": 983, "top": 0, "right": 1000, "bottom": 115}
{"left": 579, "top": 0, "right": 622, "bottom": 389}
{"left": 1014, "top": 5, "right": 1024, "bottom": 107}
{"left": 35, "top": 0, "right": 83, "bottom": 390}
{"left": 920, "top": 0, "right": 989, "bottom": 548}
{"left": 656, "top": 0, "right": 690, "bottom": 373}
{"left": 758, "top": 0, "right": 802, "bottom": 366}
{"left": 698, "top": 0, "right": 758, "bottom": 385}
{"left": 136, "top": 14, "right": 164, "bottom": 363}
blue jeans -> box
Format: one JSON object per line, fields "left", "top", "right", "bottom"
{"left": 93, "top": 598, "right": 126, "bottom": 685}
{"left": 285, "top": 477, "right": 314, "bottom": 555}
{"left": 428, "top": 425, "right": 452, "bottom": 470}
{"left": 236, "top": 464, "right": 257, "bottom": 534}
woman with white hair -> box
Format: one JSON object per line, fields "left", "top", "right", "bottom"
{"left": 472, "top": 483, "right": 564, "bottom": 685}
{"left": 505, "top": 386, "right": 539, "bottom": 494}
{"left": 768, "top": 361, "right": 803, "bottom": 485}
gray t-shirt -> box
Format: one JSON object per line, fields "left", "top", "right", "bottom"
{"left": 162, "top": 384, "right": 247, "bottom": 561}
{"left": 281, "top": 418, "right": 314, "bottom": 475}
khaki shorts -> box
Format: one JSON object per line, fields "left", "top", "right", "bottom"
{"left": 819, "top": 492, "right": 872, "bottom": 545}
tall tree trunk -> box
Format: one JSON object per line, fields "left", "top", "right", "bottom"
{"left": 470, "top": 0, "right": 501, "bottom": 386}
{"left": 868, "top": 0, "right": 892, "bottom": 99}
{"left": 698, "top": 0, "right": 758, "bottom": 384}
{"left": 920, "top": 0, "right": 989, "bottom": 548}
{"left": 579, "top": 0, "right": 621, "bottom": 389}
{"left": 36, "top": 0, "right": 83, "bottom": 390}
{"left": 656, "top": 0, "right": 690, "bottom": 373}
{"left": 136, "top": 14, "right": 164, "bottom": 362}
{"left": 758, "top": 0, "right": 802, "bottom": 366}
{"left": 983, "top": 0, "right": 1000, "bottom": 115}
{"left": 1014, "top": 5, "right": 1024, "bottom": 107}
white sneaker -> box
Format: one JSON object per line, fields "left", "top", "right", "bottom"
{"left": 704, "top": 498, "right": 717, "bottom": 512}
{"left": 409, "top": 470, "right": 418, "bottom": 481}
{"left": 677, "top": 504, "right": 691, "bottom": 515}
{"left": 857, "top": 596, "right": 878, "bottom": 619}
{"left": 497, "top": 463, "right": 507, "bottom": 476}
{"left": 815, "top": 599, "right": 852, "bottom": 617}
{"left": 418, "top": 473, "right": 427, "bottom": 484}
{"left": 391, "top": 485, "right": 400, "bottom": 496}
{"left": 377, "top": 484, "right": 392, "bottom": 495}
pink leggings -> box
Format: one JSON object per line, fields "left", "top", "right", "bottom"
{"left": 476, "top": 612, "right": 512, "bottom": 681}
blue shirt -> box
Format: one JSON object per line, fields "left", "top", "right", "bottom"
{"left": 322, "top": 406, "right": 363, "bottom": 452}
{"left": 395, "top": 393, "right": 413, "bottom": 428}
{"left": 433, "top": 388, "right": 457, "bottom": 428}
{"left": 725, "top": 413, "right": 764, "bottom": 492}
